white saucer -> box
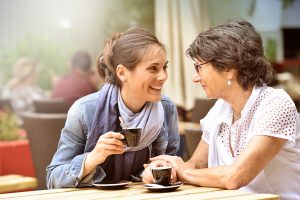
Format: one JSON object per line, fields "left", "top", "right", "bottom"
{"left": 93, "top": 181, "right": 131, "bottom": 189}
{"left": 144, "top": 182, "right": 183, "bottom": 192}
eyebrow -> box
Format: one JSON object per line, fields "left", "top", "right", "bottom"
{"left": 149, "top": 61, "right": 169, "bottom": 66}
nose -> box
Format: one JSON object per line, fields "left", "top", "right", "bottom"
{"left": 192, "top": 73, "right": 201, "bottom": 83}
{"left": 157, "top": 69, "right": 168, "bottom": 82}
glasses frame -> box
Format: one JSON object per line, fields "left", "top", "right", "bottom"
{"left": 194, "top": 61, "right": 209, "bottom": 73}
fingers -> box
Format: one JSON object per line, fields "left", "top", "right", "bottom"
{"left": 93, "top": 132, "right": 126, "bottom": 158}
{"left": 150, "top": 155, "right": 170, "bottom": 161}
{"left": 97, "top": 143, "right": 124, "bottom": 154}
{"left": 171, "top": 168, "right": 177, "bottom": 183}
{"left": 102, "top": 132, "right": 124, "bottom": 140}
{"left": 149, "top": 160, "right": 169, "bottom": 168}
{"left": 143, "top": 164, "right": 150, "bottom": 168}
{"left": 141, "top": 167, "right": 154, "bottom": 184}
{"left": 98, "top": 132, "right": 125, "bottom": 148}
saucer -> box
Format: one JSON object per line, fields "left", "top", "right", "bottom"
{"left": 93, "top": 181, "right": 131, "bottom": 190}
{"left": 144, "top": 182, "right": 183, "bottom": 192}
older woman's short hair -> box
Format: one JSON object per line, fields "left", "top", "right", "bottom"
{"left": 186, "top": 19, "right": 273, "bottom": 90}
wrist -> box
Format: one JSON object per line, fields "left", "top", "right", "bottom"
{"left": 86, "top": 151, "right": 105, "bottom": 169}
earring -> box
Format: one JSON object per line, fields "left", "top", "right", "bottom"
{"left": 227, "top": 79, "right": 231, "bottom": 86}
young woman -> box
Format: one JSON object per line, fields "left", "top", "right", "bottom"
{"left": 47, "top": 28, "right": 180, "bottom": 188}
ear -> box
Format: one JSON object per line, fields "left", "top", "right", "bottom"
{"left": 116, "top": 64, "right": 127, "bottom": 83}
{"left": 225, "top": 68, "right": 236, "bottom": 80}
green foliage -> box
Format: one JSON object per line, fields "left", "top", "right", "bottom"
{"left": 102, "top": 0, "right": 154, "bottom": 35}
{"left": 0, "top": 109, "right": 20, "bottom": 141}
{"left": 0, "top": 36, "right": 71, "bottom": 90}
{"left": 265, "top": 38, "right": 277, "bottom": 62}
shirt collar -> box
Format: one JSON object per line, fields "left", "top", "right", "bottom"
{"left": 220, "top": 85, "right": 265, "bottom": 126}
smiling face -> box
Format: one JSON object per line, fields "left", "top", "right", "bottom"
{"left": 192, "top": 58, "right": 233, "bottom": 99}
{"left": 118, "top": 44, "right": 168, "bottom": 112}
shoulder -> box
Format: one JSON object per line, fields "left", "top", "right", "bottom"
{"left": 160, "top": 95, "right": 177, "bottom": 111}
{"left": 68, "top": 91, "right": 99, "bottom": 117}
{"left": 258, "top": 86, "right": 295, "bottom": 109}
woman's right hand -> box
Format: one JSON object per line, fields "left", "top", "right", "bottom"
{"left": 84, "top": 132, "right": 125, "bottom": 172}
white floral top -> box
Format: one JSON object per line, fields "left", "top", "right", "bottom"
{"left": 200, "top": 85, "right": 300, "bottom": 200}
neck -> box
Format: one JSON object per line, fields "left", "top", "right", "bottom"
{"left": 120, "top": 88, "right": 145, "bottom": 113}
{"left": 225, "top": 85, "right": 254, "bottom": 118}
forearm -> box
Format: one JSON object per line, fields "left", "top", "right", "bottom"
{"left": 83, "top": 152, "right": 106, "bottom": 177}
{"left": 180, "top": 165, "right": 238, "bottom": 189}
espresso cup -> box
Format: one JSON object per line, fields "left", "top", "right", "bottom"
{"left": 152, "top": 166, "right": 172, "bottom": 186}
{"left": 121, "top": 128, "right": 141, "bottom": 147}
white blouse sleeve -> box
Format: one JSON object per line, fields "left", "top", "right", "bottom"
{"left": 252, "top": 95, "right": 298, "bottom": 148}
{"left": 200, "top": 99, "right": 224, "bottom": 144}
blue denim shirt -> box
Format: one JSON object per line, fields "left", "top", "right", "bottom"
{"left": 46, "top": 91, "right": 179, "bottom": 188}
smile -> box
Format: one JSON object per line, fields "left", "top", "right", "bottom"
{"left": 150, "top": 85, "right": 162, "bottom": 90}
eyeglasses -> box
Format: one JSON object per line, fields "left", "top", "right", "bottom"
{"left": 194, "top": 61, "right": 209, "bottom": 73}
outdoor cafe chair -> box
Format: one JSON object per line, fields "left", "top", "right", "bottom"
{"left": 33, "top": 99, "right": 69, "bottom": 114}
{"left": 21, "top": 112, "right": 67, "bottom": 189}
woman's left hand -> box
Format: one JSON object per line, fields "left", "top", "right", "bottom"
{"left": 150, "top": 155, "right": 187, "bottom": 180}
{"left": 141, "top": 159, "right": 177, "bottom": 184}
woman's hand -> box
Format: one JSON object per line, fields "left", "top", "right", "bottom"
{"left": 141, "top": 159, "right": 178, "bottom": 184}
{"left": 84, "top": 132, "right": 125, "bottom": 174}
{"left": 150, "top": 155, "right": 187, "bottom": 181}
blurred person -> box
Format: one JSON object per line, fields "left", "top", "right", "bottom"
{"left": 1, "top": 57, "right": 46, "bottom": 120}
{"left": 51, "top": 50, "right": 98, "bottom": 108}
{"left": 46, "top": 28, "right": 180, "bottom": 188}
{"left": 145, "top": 19, "right": 300, "bottom": 199}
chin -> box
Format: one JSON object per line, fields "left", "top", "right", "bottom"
{"left": 148, "top": 94, "right": 161, "bottom": 102}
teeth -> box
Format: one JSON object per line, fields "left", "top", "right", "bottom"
{"left": 150, "top": 85, "right": 162, "bottom": 90}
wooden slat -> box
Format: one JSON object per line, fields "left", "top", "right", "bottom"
{"left": 0, "top": 175, "right": 22, "bottom": 182}
{"left": 95, "top": 186, "right": 220, "bottom": 199}
{"left": 217, "top": 193, "right": 280, "bottom": 200}
{"left": 0, "top": 188, "right": 78, "bottom": 199}
{"left": 0, "top": 176, "right": 37, "bottom": 194}
{"left": 152, "top": 190, "right": 251, "bottom": 200}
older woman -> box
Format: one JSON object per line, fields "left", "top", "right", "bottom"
{"left": 46, "top": 28, "right": 180, "bottom": 188}
{"left": 147, "top": 19, "right": 300, "bottom": 199}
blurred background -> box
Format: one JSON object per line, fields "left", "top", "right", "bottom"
{"left": 1, "top": 0, "right": 300, "bottom": 191}
{"left": 1, "top": 0, "right": 300, "bottom": 110}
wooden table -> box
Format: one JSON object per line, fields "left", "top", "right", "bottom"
{"left": 0, "top": 175, "right": 37, "bottom": 194}
{"left": 0, "top": 182, "right": 279, "bottom": 200}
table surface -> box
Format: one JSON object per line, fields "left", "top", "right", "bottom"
{"left": 0, "top": 182, "right": 279, "bottom": 200}
{"left": 0, "top": 175, "right": 37, "bottom": 194}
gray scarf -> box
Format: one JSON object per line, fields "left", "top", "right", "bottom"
{"left": 118, "top": 89, "right": 164, "bottom": 152}
{"left": 85, "top": 84, "right": 164, "bottom": 152}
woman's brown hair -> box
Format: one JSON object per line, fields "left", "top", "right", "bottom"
{"left": 186, "top": 19, "right": 273, "bottom": 90}
{"left": 97, "top": 28, "right": 165, "bottom": 85}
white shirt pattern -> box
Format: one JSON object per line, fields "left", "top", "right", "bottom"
{"left": 200, "top": 85, "right": 300, "bottom": 200}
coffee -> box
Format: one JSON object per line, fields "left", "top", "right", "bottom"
{"left": 152, "top": 166, "right": 172, "bottom": 186}
{"left": 121, "top": 128, "right": 141, "bottom": 147}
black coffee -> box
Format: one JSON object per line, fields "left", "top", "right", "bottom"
{"left": 152, "top": 167, "right": 172, "bottom": 186}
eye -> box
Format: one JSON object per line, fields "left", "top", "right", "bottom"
{"left": 147, "top": 66, "right": 158, "bottom": 71}
{"left": 163, "top": 65, "right": 168, "bottom": 71}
